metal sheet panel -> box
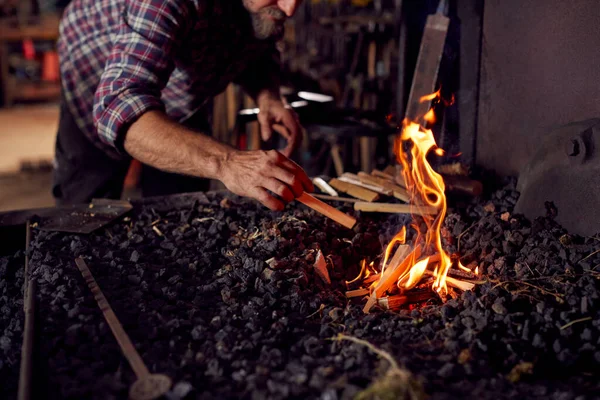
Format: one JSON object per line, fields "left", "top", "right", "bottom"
{"left": 477, "top": 0, "right": 600, "bottom": 175}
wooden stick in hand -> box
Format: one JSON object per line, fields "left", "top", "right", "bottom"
{"left": 297, "top": 192, "right": 356, "bottom": 229}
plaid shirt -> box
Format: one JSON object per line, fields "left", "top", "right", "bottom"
{"left": 58, "top": 0, "right": 281, "bottom": 160}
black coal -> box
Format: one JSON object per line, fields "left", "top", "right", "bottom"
{"left": 1, "top": 179, "right": 599, "bottom": 400}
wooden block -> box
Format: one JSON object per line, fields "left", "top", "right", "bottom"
{"left": 339, "top": 173, "right": 393, "bottom": 196}
{"left": 314, "top": 250, "right": 331, "bottom": 284}
{"left": 329, "top": 178, "right": 380, "bottom": 202}
{"left": 424, "top": 270, "right": 475, "bottom": 291}
{"left": 346, "top": 288, "right": 370, "bottom": 298}
{"left": 377, "top": 295, "right": 408, "bottom": 310}
{"left": 358, "top": 172, "right": 410, "bottom": 202}
{"left": 381, "top": 166, "right": 407, "bottom": 188}
{"left": 383, "top": 165, "right": 397, "bottom": 176}
{"left": 371, "top": 169, "right": 395, "bottom": 180}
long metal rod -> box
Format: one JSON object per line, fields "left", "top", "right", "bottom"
{"left": 24, "top": 219, "right": 31, "bottom": 286}
{"left": 74, "top": 257, "right": 150, "bottom": 379}
{"left": 18, "top": 221, "right": 34, "bottom": 400}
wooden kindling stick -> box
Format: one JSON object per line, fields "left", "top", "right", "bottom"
{"left": 377, "top": 295, "right": 408, "bottom": 310}
{"left": 423, "top": 270, "right": 475, "bottom": 291}
{"left": 312, "top": 193, "right": 360, "bottom": 203}
{"left": 346, "top": 288, "right": 370, "bottom": 298}
{"left": 329, "top": 178, "right": 380, "bottom": 202}
{"left": 339, "top": 173, "right": 393, "bottom": 196}
{"left": 374, "top": 245, "right": 418, "bottom": 298}
{"left": 371, "top": 168, "right": 395, "bottom": 181}
{"left": 382, "top": 165, "right": 407, "bottom": 187}
{"left": 363, "top": 245, "right": 421, "bottom": 313}
{"left": 354, "top": 202, "right": 438, "bottom": 215}
{"left": 297, "top": 192, "right": 356, "bottom": 229}
{"left": 357, "top": 172, "right": 410, "bottom": 202}
{"left": 312, "top": 177, "right": 339, "bottom": 197}
{"left": 314, "top": 250, "right": 331, "bottom": 284}
{"left": 74, "top": 257, "right": 172, "bottom": 400}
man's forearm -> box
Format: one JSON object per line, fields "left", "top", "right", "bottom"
{"left": 123, "top": 110, "right": 313, "bottom": 211}
{"left": 123, "top": 110, "right": 232, "bottom": 180}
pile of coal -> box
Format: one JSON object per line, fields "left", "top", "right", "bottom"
{"left": 0, "top": 179, "right": 598, "bottom": 399}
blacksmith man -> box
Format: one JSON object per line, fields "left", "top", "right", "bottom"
{"left": 53, "top": 0, "right": 313, "bottom": 210}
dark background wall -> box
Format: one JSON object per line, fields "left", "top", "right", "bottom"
{"left": 476, "top": 0, "right": 600, "bottom": 176}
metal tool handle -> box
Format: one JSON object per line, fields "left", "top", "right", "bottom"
{"left": 18, "top": 220, "right": 34, "bottom": 400}
{"left": 74, "top": 257, "right": 150, "bottom": 379}
{"left": 18, "top": 280, "right": 35, "bottom": 400}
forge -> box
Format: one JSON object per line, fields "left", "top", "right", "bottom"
{"left": 1, "top": 1, "right": 600, "bottom": 400}
{"left": 1, "top": 174, "right": 599, "bottom": 399}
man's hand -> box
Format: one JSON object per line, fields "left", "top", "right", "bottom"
{"left": 125, "top": 110, "right": 313, "bottom": 211}
{"left": 220, "top": 149, "right": 314, "bottom": 211}
{"left": 256, "top": 92, "right": 302, "bottom": 157}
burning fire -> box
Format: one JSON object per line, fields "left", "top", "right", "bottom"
{"left": 347, "top": 89, "right": 479, "bottom": 312}
{"left": 380, "top": 90, "right": 453, "bottom": 295}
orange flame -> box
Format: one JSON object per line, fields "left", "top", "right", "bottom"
{"left": 401, "top": 257, "right": 430, "bottom": 290}
{"left": 385, "top": 89, "right": 453, "bottom": 295}
{"left": 346, "top": 259, "right": 367, "bottom": 285}
{"left": 457, "top": 261, "right": 470, "bottom": 272}
{"left": 379, "top": 226, "right": 406, "bottom": 278}
{"left": 419, "top": 88, "right": 441, "bottom": 102}
{"left": 423, "top": 108, "right": 436, "bottom": 125}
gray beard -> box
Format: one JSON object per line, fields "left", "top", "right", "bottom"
{"left": 249, "top": 10, "right": 286, "bottom": 40}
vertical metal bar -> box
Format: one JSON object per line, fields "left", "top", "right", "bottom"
{"left": 457, "top": 0, "right": 484, "bottom": 167}
{"left": 18, "top": 221, "right": 34, "bottom": 400}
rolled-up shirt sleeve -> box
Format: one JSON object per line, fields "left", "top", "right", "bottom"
{"left": 93, "top": 0, "right": 193, "bottom": 152}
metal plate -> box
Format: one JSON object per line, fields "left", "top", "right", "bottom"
{"left": 515, "top": 119, "right": 600, "bottom": 236}
{"left": 0, "top": 199, "right": 132, "bottom": 234}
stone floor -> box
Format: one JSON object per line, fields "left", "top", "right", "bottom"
{"left": 0, "top": 103, "right": 59, "bottom": 174}
{"left": 0, "top": 103, "right": 59, "bottom": 211}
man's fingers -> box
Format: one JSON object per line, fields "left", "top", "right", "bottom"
{"left": 254, "top": 188, "right": 284, "bottom": 211}
{"left": 278, "top": 158, "right": 314, "bottom": 193}
{"left": 282, "top": 113, "right": 301, "bottom": 149}
{"left": 270, "top": 168, "right": 304, "bottom": 197}
{"left": 260, "top": 123, "right": 272, "bottom": 141}
{"left": 263, "top": 177, "right": 295, "bottom": 203}
{"left": 280, "top": 144, "right": 293, "bottom": 158}
{"left": 273, "top": 123, "right": 297, "bottom": 158}
{"left": 282, "top": 112, "right": 300, "bottom": 138}
{"left": 258, "top": 113, "right": 273, "bottom": 141}
{"left": 272, "top": 124, "right": 291, "bottom": 140}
